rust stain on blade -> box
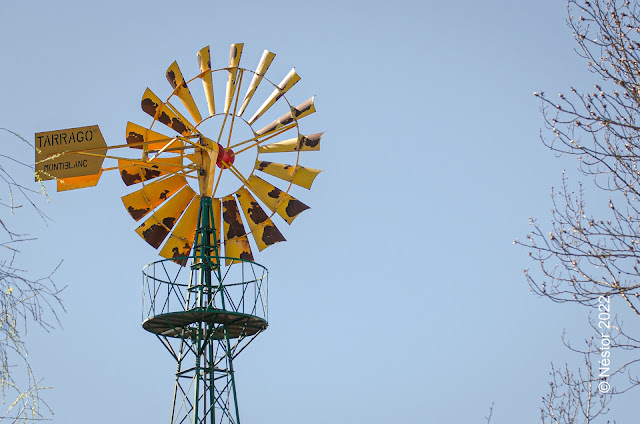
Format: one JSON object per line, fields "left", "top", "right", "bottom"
{"left": 245, "top": 175, "right": 310, "bottom": 224}
{"left": 256, "top": 97, "right": 315, "bottom": 136}
{"left": 159, "top": 195, "right": 201, "bottom": 266}
{"left": 236, "top": 187, "right": 285, "bottom": 251}
{"left": 222, "top": 194, "right": 253, "bottom": 264}
{"left": 257, "top": 132, "right": 323, "bottom": 153}
{"left": 122, "top": 174, "right": 188, "bottom": 221}
{"left": 166, "top": 61, "right": 203, "bottom": 124}
{"left": 197, "top": 46, "right": 216, "bottom": 117}
{"left": 135, "top": 185, "right": 196, "bottom": 249}
{"left": 141, "top": 88, "right": 195, "bottom": 136}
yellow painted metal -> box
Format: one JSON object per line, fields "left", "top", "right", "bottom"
{"left": 212, "top": 197, "right": 222, "bottom": 248}
{"left": 221, "top": 194, "right": 253, "bottom": 265}
{"left": 118, "top": 156, "right": 183, "bottom": 186}
{"left": 248, "top": 68, "right": 300, "bottom": 125}
{"left": 166, "top": 61, "right": 203, "bottom": 124}
{"left": 141, "top": 88, "right": 195, "bottom": 136}
{"left": 159, "top": 195, "right": 201, "bottom": 265}
{"left": 197, "top": 46, "right": 215, "bottom": 117}
{"left": 35, "top": 125, "right": 107, "bottom": 181}
{"left": 238, "top": 50, "right": 276, "bottom": 117}
{"left": 122, "top": 174, "right": 188, "bottom": 221}
{"left": 236, "top": 187, "right": 285, "bottom": 251}
{"left": 193, "top": 137, "right": 219, "bottom": 197}
{"left": 245, "top": 175, "right": 309, "bottom": 224}
{"left": 257, "top": 132, "right": 322, "bottom": 153}
{"left": 57, "top": 170, "right": 103, "bottom": 192}
{"left": 135, "top": 185, "right": 197, "bottom": 249}
{"left": 224, "top": 43, "right": 244, "bottom": 114}
{"left": 126, "top": 122, "right": 182, "bottom": 151}
{"left": 254, "top": 161, "right": 322, "bottom": 189}
{"left": 256, "top": 97, "right": 315, "bottom": 137}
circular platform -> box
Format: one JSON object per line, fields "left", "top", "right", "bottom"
{"left": 142, "top": 309, "right": 268, "bottom": 339}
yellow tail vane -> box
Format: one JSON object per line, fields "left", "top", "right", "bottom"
{"left": 57, "top": 170, "right": 103, "bottom": 192}
{"left": 245, "top": 175, "right": 309, "bottom": 224}
{"left": 256, "top": 97, "right": 315, "bottom": 137}
{"left": 248, "top": 68, "right": 301, "bottom": 125}
{"left": 238, "top": 50, "right": 276, "bottom": 117}
{"left": 254, "top": 161, "right": 322, "bottom": 190}
{"left": 159, "top": 195, "right": 201, "bottom": 265}
{"left": 166, "top": 61, "right": 203, "bottom": 124}
{"left": 135, "top": 185, "right": 197, "bottom": 249}
{"left": 257, "top": 132, "right": 322, "bottom": 153}
{"left": 121, "top": 174, "right": 188, "bottom": 221}
{"left": 224, "top": 43, "right": 244, "bottom": 114}
{"left": 197, "top": 46, "right": 216, "bottom": 117}
{"left": 236, "top": 187, "right": 285, "bottom": 251}
{"left": 222, "top": 194, "right": 253, "bottom": 264}
{"left": 141, "top": 88, "right": 196, "bottom": 136}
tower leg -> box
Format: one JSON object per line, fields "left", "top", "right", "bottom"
{"left": 169, "top": 324, "right": 241, "bottom": 424}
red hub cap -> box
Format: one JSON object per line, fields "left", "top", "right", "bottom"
{"left": 216, "top": 143, "right": 235, "bottom": 169}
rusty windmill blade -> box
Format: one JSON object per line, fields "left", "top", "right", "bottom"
{"left": 221, "top": 194, "right": 253, "bottom": 265}
{"left": 255, "top": 97, "right": 316, "bottom": 137}
{"left": 257, "top": 132, "right": 322, "bottom": 153}
{"left": 141, "top": 88, "right": 196, "bottom": 136}
{"left": 121, "top": 174, "right": 189, "bottom": 221}
{"left": 248, "top": 68, "right": 301, "bottom": 125}
{"left": 134, "top": 185, "right": 197, "bottom": 249}
{"left": 166, "top": 61, "right": 203, "bottom": 124}
{"left": 224, "top": 43, "right": 244, "bottom": 114}
{"left": 237, "top": 50, "right": 276, "bottom": 117}
{"left": 125, "top": 122, "right": 184, "bottom": 151}
{"left": 254, "top": 161, "right": 322, "bottom": 190}
{"left": 118, "top": 156, "right": 184, "bottom": 186}
{"left": 245, "top": 175, "right": 309, "bottom": 224}
{"left": 197, "top": 46, "right": 216, "bottom": 117}
{"left": 158, "top": 195, "right": 202, "bottom": 265}
{"left": 235, "top": 187, "right": 285, "bottom": 251}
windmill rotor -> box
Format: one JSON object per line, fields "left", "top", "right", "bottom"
{"left": 120, "top": 43, "right": 323, "bottom": 266}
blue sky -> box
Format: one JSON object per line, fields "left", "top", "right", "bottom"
{"left": 0, "top": 0, "right": 634, "bottom": 422}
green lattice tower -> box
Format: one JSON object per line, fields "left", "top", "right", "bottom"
{"left": 142, "top": 196, "right": 269, "bottom": 424}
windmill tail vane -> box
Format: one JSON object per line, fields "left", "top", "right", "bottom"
{"left": 33, "top": 43, "right": 323, "bottom": 423}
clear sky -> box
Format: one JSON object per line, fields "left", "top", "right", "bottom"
{"left": 0, "top": 0, "right": 633, "bottom": 422}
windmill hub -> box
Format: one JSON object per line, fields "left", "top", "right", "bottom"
{"left": 216, "top": 143, "right": 236, "bottom": 168}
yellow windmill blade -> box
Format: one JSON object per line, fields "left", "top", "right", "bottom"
{"left": 135, "top": 185, "right": 197, "bottom": 249}
{"left": 122, "top": 174, "right": 189, "bottom": 221}
{"left": 256, "top": 97, "right": 316, "bottom": 137}
{"left": 141, "top": 88, "right": 196, "bottom": 136}
{"left": 221, "top": 194, "right": 253, "bottom": 265}
{"left": 118, "top": 156, "right": 183, "bottom": 186}
{"left": 245, "top": 175, "right": 309, "bottom": 224}
{"left": 254, "top": 161, "right": 322, "bottom": 190}
{"left": 238, "top": 50, "right": 276, "bottom": 117}
{"left": 248, "top": 68, "right": 300, "bottom": 125}
{"left": 224, "top": 43, "right": 244, "bottom": 114}
{"left": 166, "top": 61, "right": 203, "bottom": 124}
{"left": 125, "top": 122, "right": 182, "bottom": 151}
{"left": 197, "top": 46, "right": 216, "bottom": 117}
{"left": 236, "top": 187, "right": 285, "bottom": 251}
{"left": 257, "top": 133, "right": 322, "bottom": 153}
{"left": 159, "top": 195, "right": 201, "bottom": 265}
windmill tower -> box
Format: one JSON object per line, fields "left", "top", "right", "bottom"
{"left": 35, "top": 43, "right": 323, "bottom": 424}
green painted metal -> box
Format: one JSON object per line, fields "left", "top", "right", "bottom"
{"left": 141, "top": 195, "right": 269, "bottom": 424}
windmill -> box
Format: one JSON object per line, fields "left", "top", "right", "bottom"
{"left": 34, "top": 43, "right": 323, "bottom": 424}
